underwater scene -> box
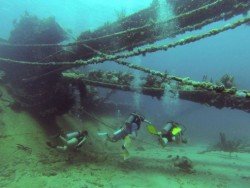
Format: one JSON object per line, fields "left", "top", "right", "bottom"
{"left": 0, "top": 0, "right": 250, "bottom": 187}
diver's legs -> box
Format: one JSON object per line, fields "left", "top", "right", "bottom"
{"left": 159, "top": 137, "right": 168, "bottom": 147}
{"left": 59, "top": 136, "right": 68, "bottom": 145}
{"left": 56, "top": 145, "right": 68, "bottom": 151}
{"left": 59, "top": 136, "right": 78, "bottom": 146}
{"left": 106, "top": 134, "right": 118, "bottom": 142}
{"left": 47, "top": 137, "right": 78, "bottom": 151}
{"left": 124, "top": 135, "right": 132, "bottom": 148}
{"left": 121, "top": 145, "right": 130, "bottom": 160}
{"left": 107, "top": 128, "right": 127, "bottom": 142}
{"left": 121, "top": 135, "right": 132, "bottom": 160}
{"left": 162, "top": 137, "right": 168, "bottom": 144}
{"left": 66, "top": 138, "right": 78, "bottom": 146}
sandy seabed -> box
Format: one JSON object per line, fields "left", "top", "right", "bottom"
{"left": 0, "top": 87, "right": 249, "bottom": 188}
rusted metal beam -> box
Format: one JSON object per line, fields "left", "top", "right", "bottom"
{"left": 62, "top": 71, "right": 250, "bottom": 113}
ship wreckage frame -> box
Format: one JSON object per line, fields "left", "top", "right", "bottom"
{"left": 0, "top": 0, "right": 250, "bottom": 121}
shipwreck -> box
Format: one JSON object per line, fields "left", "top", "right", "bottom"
{"left": 0, "top": 0, "right": 250, "bottom": 120}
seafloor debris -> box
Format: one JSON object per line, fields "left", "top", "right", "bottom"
{"left": 198, "top": 132, "right": 246, "bottom": 154}
{"left": 172, "top": 156, "right": 194, "bottom": 173}
{"left": 135, "top": 146, "right": 145, "bottom": 151}
{"left": 16, "top": 144, "right": 32, "bottom": 154}
{"left": 241, "top": 176, "right": 250, "bottom": 180}
{"left": 215, "top": 132, "right": 242, "bottom": 152}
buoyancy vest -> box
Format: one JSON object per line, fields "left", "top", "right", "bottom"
{"left": 125, "top": 113, "right": 142, "bottom": 130}
{"left": 162, "top": 122, "right": 182, "bottom": 142}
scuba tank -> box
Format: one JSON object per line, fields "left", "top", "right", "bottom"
{"left": 125, "top": 113, "right": 144, "bottom": 130}
{"left": 125, "top": 113, "right": 136, "bottom": 125}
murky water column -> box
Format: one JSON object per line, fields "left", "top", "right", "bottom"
{"left": 162, "top": 81, "right": 180, "bottom": 118}
{"left": 132, "top": 57, "right": 143, "bottom": 111}
{"left": 156, "top": 0, "right": 176, "bottom": 35}
{"left": 156, "top": 1, "right": 179, "bottom": 117}
{"left": 157, "top": 0, "right": 174, "bottom": 20}
{"left": 70, "top": 86, "right": 82, "bottom": 119}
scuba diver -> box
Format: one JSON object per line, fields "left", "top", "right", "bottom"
{"left": 147, "top": 121, "right": 187, "bottom": 147}
{"left": 98, "top": 112, "right": 151, "bottom": 160}
{"left": 47, "top": 130, "right": 88, "bottom": 151}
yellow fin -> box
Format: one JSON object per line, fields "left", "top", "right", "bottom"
{"left": 122, "top": 149, "right": 130, "bottom": 160}
{"left": 147, "top": 125, "right": 158, "bottom": 135}
{"left": 124, "top": 135, "right": 132, "bottom": 147}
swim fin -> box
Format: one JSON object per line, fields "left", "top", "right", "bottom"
{"left": 146, "top": 124, "right": 159, "bottom": 135}
{"left": 121, "top": 148, "right": 130, "bottom": 160}
{"left": 124, "top": 135, "right": 132, "bottom": 148}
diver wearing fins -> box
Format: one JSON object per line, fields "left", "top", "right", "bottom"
{"left": 147, "top": 121, "right": 187, "bottom": 147}
{"left": 98, "top": 112, "right": 151, "bottom": 160}
{"left": 47, "top": 130, "right": 88, "bottom": 151}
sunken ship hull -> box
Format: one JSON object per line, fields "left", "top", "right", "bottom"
{"left": 0, "top": 0, "right": 250, "bottom": 118}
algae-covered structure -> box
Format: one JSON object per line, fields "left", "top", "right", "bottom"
{"left": 0, "top": 0, "right": 250, "bottom": 119}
